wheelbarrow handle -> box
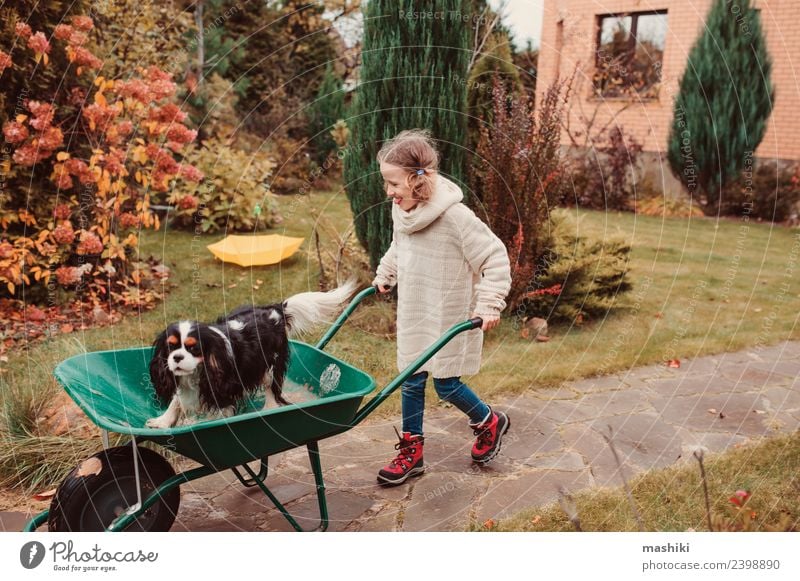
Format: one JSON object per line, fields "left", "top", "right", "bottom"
{"left": 349, "top": 316, "right": 484, "bottom": 427}
{"left": 315, "top": 286, "right": 378, "bottom": 350}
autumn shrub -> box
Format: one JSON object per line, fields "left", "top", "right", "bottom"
{"left": 721, "top": 160, "right": 800, "bottom": 222}
{"left": 568, "top": 126, "right": 644, "bottom": 211}
{"left": 0, "top": 16, "right": 202, "bottom": 307}
{"left": 168, "top": 138, "right": 279, "bottom": 233}
{"left": 516, "top": 214, "right": 632, "bottom": 324}
{"left": 474, "top": 77, "right": 569, "bottom": 312}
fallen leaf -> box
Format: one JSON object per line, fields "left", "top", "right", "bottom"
{"left": 666, "top": 359, "right": 681, "bottom": 368}
{"left": 227, "top": 283, "right": 238, "bottom": 289}
{"left": 707, "top": 408, "right": 718, "bottom": 414}
{"left": 60, "top": 324, "right": 74, "bottom": 333}
{"left": 535, "top": 335, "right": 550, "bottom": 342}
{"left": 483, "top": 518, "right": 495, "bottom": 530}
{"left": 252, "top": 285, "right": 261, "bottom": 290}
{"left": 654, "top": 312, "right": 663, "bottom": 319}
{"left": 520, "top": 328, "right": 530, "bottom": 339}
{"left": 256, "top": 279, "right": 263, "bottom": 284}
{"left": 754, "top": 307, "right": 762, "bottom": 313}
{"left": 531, "top": 515, "right": 541, "bottom": 525}
{"left": 753, "top": 409, "right": 766, "bottom": 414}
{"left": 32, "top": 488, "right": 57, "bottom": 501}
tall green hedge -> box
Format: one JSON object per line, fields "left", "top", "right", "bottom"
{"left": 343, "top": 0, "right": 469, "bottom": 269}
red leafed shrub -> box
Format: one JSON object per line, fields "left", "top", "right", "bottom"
{"left": 474, "top": 77, "right": 570, "bottom": 311}
{"left": 0, "top": 16, "right": 202, "bottom": 308}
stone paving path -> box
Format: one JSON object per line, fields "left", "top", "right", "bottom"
{"left": 3, "top": 341, "right": 799, "bottom": 532}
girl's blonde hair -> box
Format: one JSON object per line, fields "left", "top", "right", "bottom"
{"left": 377, "top": 129, "right": 440, "bottom": 202}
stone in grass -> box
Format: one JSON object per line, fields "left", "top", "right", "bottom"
{"left": 521, "top": 317, "right": 548, "bottom": 341}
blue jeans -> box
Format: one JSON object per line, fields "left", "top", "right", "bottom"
{"left": 401, "top": 371, "right": 491, "bottom": 436}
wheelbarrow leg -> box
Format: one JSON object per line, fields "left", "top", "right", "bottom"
{"left": 235, "top": 442, "right": 329, "bottom": 532}
{"left": 231, "top": 457, "right": 270, "bottom": 487}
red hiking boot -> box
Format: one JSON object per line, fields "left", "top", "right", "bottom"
{"left": 470, "top": 408, "right": 510, "bottom": 464}
{"left": 377, "top": 430, "right": 424, "bottom": 486}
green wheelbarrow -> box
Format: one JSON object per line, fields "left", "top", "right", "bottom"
{"left": 23, "top": 287, "right": 483, "bottom": 532}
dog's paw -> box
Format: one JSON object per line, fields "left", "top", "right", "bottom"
{"left": 145, "top": 417, "right": 172, "bottom": 429}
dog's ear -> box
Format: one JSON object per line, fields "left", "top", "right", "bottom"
{"left": 149, "top": 330, "right": 176, "bottom": 403}
{"left": 197, "top": 331, "right": 239, "bottom": 410}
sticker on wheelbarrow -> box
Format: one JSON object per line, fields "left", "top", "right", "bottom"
{"left": 319, "top": 363, "right": 341, "bottom": 395}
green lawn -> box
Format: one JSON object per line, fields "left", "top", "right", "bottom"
{"left": 1, "top": 189, "right": 799, "bottom": 496}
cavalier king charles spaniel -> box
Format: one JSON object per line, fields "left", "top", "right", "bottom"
{"left": 145, "top": 280, "right": 357, "bottom": 428}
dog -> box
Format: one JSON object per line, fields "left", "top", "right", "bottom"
{"left": 145, "top": 280, "right": 357, "bottom": 428}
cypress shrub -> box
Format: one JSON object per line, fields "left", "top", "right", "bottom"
{"left": 667, "top": 0, "right": 773, "bottom": 215}
{"left": 343, "top": 0, "right": 469, "bottom": 269}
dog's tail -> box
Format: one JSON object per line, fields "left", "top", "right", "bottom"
{"left": 283, "top": 278, "right": 359, "bottom": 337}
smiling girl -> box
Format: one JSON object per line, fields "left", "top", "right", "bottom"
{"left": 372, "top": 129, "right": 512, "bottom": 485}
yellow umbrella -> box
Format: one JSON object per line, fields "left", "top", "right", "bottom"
{"left": 207, "top": 234, "right": 305, "bottom": 267}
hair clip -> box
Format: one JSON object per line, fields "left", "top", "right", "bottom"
{"left": 416, "top": 168, "right": 425, "bottom": 176}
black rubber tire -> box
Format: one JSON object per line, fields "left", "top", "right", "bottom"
{"left": 48, "top": 446, "right": 180, "bottom": 532}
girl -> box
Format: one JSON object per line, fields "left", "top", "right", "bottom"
{"left": 372, "top": 129, "right": 512, "bottom": 486}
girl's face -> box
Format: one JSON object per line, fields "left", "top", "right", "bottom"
{"left": 380, "top": 162, "right": 418, "bottom": 211}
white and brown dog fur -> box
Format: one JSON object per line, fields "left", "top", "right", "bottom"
{"left": 146, "top": 280, "right": 357, "bottom": 428}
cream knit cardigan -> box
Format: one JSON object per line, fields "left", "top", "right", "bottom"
{"left": 372, "top": 174, "right": 512, "bottom": 378}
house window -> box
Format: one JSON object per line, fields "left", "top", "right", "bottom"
{"left": 593, "top": 11, "right": 667, "bottom": 99}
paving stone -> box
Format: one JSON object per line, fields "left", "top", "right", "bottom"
{"left": 749, "top": 359, "right": 800, "bottom": 377}
{"left": 259, "top": 490, "right": 376, "bottom": 532}
{"left": 495, "top": 397, "right": 562, "bottom": 435}
{"left": 522, "top": 451, "right": 586, "bottom": 471}
{"left": 537, "top": 399, "right": 598, "bottom": 424}
{"left": 501, "top": 422, "right": 564, "bottom": 462}
{"left": 352, "top": 501, "right": 402, "bottom": 531}
{"left": 325, "top": 463, "right": 412, "bottom": 501}
{"left": 760, "top": 387, "right": 800, "bottom": 413}
{"left": 588, "top": 413, "right": 683, "bottom": 470}
{"left": 674, "top": 428, "right": 750, "bottom": 457}
{"left": 476, "top": 469, "right": 593, "bottom": 521}
{"left": 575, "top": 389, "right": 655, "bottom": 418}
{"left": 719, "top": 364, "right": 795, "bottom": 389}
{"left": 644, "top": 375, "right": 739, "bottom": 398}
{"left": 403, "top": 471, "right": 482, "bottom": 531}
{"left": 649, "top": 392, "right": 773, "bottom": 436}
{"left": 560, "top": 425, "right": 637, "bottom": 488}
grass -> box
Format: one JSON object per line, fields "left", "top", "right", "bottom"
{"left": 479, "top": 431, "right": 800, "bottom": 532}
{"left": 1, "top": 189, "right": 799, "bottom": 501}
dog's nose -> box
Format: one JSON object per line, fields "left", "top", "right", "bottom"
{"left": 172, "top": 353, "right": 184, "bottom": 363}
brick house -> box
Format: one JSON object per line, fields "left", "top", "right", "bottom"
{"left": 535, "top": 0, "right": 800, "bottom": 195}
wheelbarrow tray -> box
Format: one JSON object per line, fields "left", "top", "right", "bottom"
{"left": 54, "top": 341, "right": 375, "bottom": 471}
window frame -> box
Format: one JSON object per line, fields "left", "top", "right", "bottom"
{"left": 593, "top": 9, "right": 668, "bottom": 101}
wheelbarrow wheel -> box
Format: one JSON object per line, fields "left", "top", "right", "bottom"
{"left": 48, "top": 446, "right": 180, "bottom": 532}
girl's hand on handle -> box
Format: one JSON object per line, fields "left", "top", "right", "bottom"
{"left": 474, "top": 313, "right": 500, "bottom": 332}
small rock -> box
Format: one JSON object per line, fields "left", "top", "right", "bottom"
{"left": 92, "top": 306, "right": 110, "bottom": 325}
{"left": 152, "top": 264, "right": 171, "bottom": 279}
{"left": 523, "top": 317, "right": 548, "bottom": 339}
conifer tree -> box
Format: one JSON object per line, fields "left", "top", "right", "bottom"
{"left": 343, "top": 0, "right": 469, "bottom": 268}
{"left": 309, "top": 63, "right": 345, "bottom": 164}
{"left": 667, "top": 0, "right": 773, "bottom": 215}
